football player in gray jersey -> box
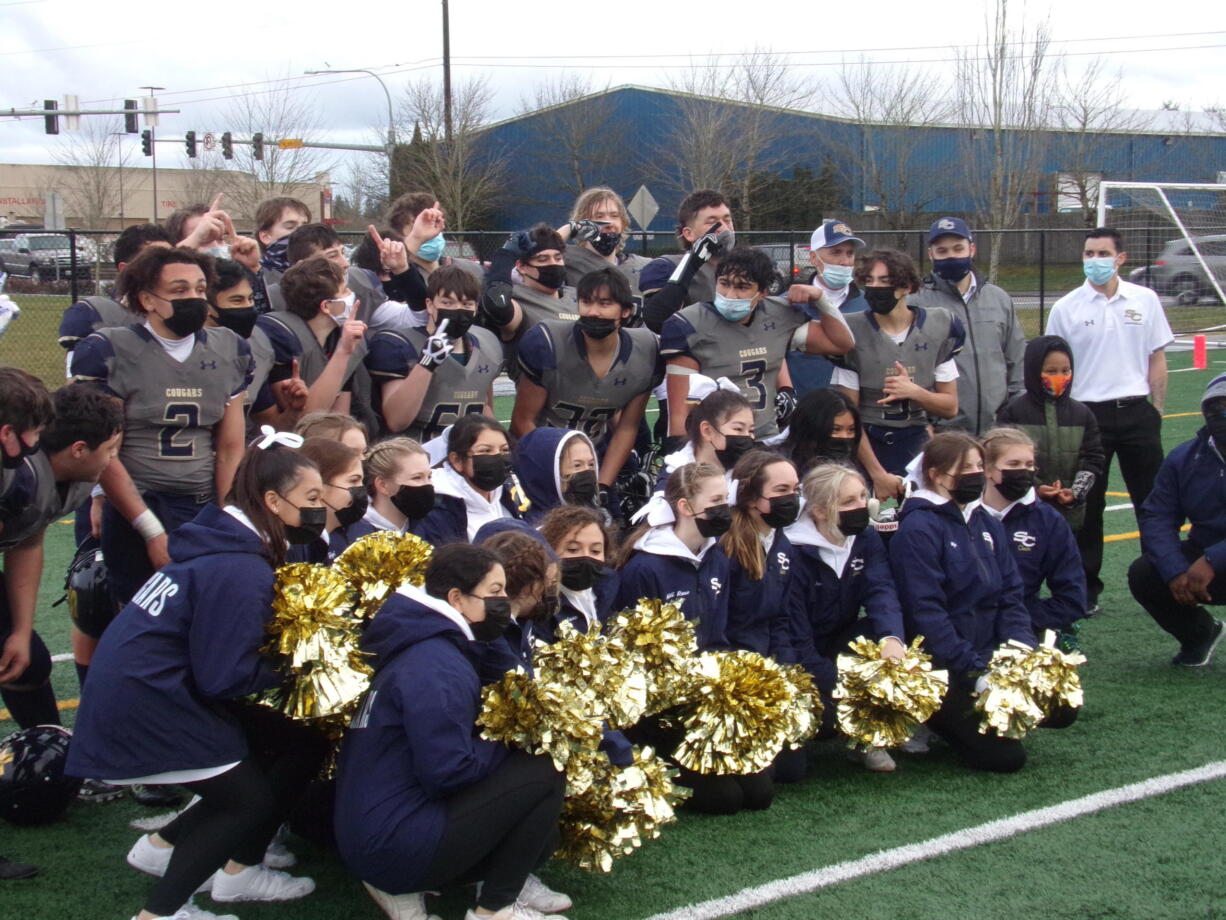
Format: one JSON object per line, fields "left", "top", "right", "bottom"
{"left": 514, "top": 267, "right": 661, "bottom": 486}
{"left": 71, "top": 247, "right": 253, "bottom": 607}
{"left": 661, "top": 248, "right": 854, "bottom": 440}
{"left": 559, "top": 187, "right": 652, "bottom": 311}
{"left": 832, "top": 249, "right": 964, "bottom": 499}
{"left": 385, "top": 190, "right": 486, "bottom": 284}
{"left": 479, "top": 224, "right": 580, "bottom": 351}
{"left": 367, "top": 265, "right": 502, "bottom": 442}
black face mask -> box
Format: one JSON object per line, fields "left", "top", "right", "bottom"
{"left": 211, "top": 306, "right": 258, "bottom": 339}
{"left": 530, "top": 264, "right": 566, "bottom": 290}
{"left": 160, "top": 297, "right": 209, "bottom": 337}
{"left": 529, "top": 592, "right": 562, "bottom": 621}
{"left": 996, "top": 468, "right": 1035, "bottom": 502}
{"left": 330, "top": 486, "right": 368, "bottom": 529}
{"left": 950, "top": 472, "right": 986, "bottom": 505}
{"left": 435, "top": 308, "right": 475, "bottom": 339}
{"left": 591, "top": 232, "right": 620, "bottom": 256}
{"left": 561, "top": 556, "right": 606, "bottom": 592}
{"left": 820, "top": 437, "right": 856, "bottom": 463}
{"left": 390, "top": 483, "right": 435, "bottom": 520}
{"left": 838, "top": 506, "right": 870, "bottom": 536}
{"left": 285, "top": 504, "right": 327, "bottom": 544}
{"left": 563, "top": 469, "right": 599, "bottom": 506}
{"left": 863, "top": 287, "right": 899, "bottom": 315}
{"left": 695, "top": 502, "right": 732, "bottom": 539}
{"left": 469, "top": 454, "right": 510, "bottom": 492}
{"left": 1203, "top": 411, "right": 1226, "bottom": 451}
{"left": 715, "top": 434, "right": 755, "bottom": 469}
{"left": 471, "top": 595, "right": 513, "bottom": 641}
{"left": 762, "top": 493, "right": 801, "bottom": 529}
{"left": 1, "top": 438, "right": 38, "bottom": 470}
{"left": 577, "top": 314, "right": 618, "bottom": 340}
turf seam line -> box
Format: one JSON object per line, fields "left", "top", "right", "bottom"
{"left": 638, "top": 760, "right": 1226, "bottom": 920}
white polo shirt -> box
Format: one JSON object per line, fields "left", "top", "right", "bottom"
{"left": 1044, "top": 279, "right": 1173, "bottom": 403}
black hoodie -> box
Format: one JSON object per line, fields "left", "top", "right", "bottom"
{"left": 996, "top": 335, "right": 1105, "bottom": 529}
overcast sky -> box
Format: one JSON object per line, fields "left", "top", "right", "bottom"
{"left": 2, "top": 0, "right": 1223, "bottom": 185}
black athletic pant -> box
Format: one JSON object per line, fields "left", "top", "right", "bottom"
{"left": 927, "top": 679, "right": 1027, "bottom": 774}
{"left": 624, "top": 713, "right": 775, "bottom": 815}
{"left": 1128, "top": 542, "right": 1226, "bottom": 649}
{"left": 0, "top": 570, "right": 58, "bottom": 729}
{"left": 147, "top": 705, "right": 327, "bottom": 917}
{"left": 1078, "top": 398, "right": 1165, "bottom": 605}
{"left": 417, "top": 751, "right": 565, "bottom": 912}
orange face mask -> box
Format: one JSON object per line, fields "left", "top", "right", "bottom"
{"left": 1041, "top": 372, "right": 1072, "bottom": 398}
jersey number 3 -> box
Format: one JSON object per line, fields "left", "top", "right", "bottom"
{"left": 159, "top": 403, "right": 200, "bottom": 458}
{"left": 739, "top": 360, "right": 767, "bottom": 409}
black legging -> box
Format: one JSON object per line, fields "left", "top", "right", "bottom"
{"left": 927, "top": 679, "right": 1027, "bottom": 774}
{"left": 146, "top": 706, "right": 327, "bottom": 917}
{"left": 0, "top": 570, "right": 58, "bottom": 729}
{"left": 416, "top": 751, "right": 565, "bottom": 912}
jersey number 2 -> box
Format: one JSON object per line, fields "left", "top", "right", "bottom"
{"left": 159, "top": 403, "right": 199, "bottom": 458}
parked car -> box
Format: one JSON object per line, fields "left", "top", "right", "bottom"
{"left": 1128, "top": 234, "right": 1226, "bottom": 305}
{"left": 0, "top": 233, "right": 93, "bottom": 282}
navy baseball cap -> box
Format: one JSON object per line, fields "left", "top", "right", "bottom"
{"left": 927, "top": 217, "right": 974, "bottom": 244}
{"left": 810, "top": 219, "right": 864, "bottom": 251}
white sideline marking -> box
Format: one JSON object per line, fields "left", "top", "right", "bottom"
{"left": 51, "top": 652, "right": 73, "bottom": 663}
{"left": 1105, "top": 502, "right": 1135, "bottom": 513}
{"left": 639, "top": 760, "right": 1226, "bottom": 920}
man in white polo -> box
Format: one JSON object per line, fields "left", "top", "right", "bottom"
{"left": 1046, "top": 226, "right": 1173, "bottom": 613}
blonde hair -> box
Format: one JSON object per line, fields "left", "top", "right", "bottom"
{"left": 981, "top": 426, "right": 1035, "bottom": 468}
{"left": 801, "top": 462, "right": 866, "bottom": 543}
{"left": 616, "top": 461, "right": 724, "bottom": 568}
{"left": 570, "top": 187, "right": 630, "bottom": 248}
{"left": 295, "top": 411, "right": 367, "bottom": 442}
{"left": 364, "top": 436, "right": 428, "bottom": 495}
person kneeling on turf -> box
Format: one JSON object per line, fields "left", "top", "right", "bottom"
{"left": 1129, "top": 375, "right": 1226, "bottom": 667}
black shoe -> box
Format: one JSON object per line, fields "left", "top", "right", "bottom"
{"left": 130, "top": 784, "right": 184, "bottom": 808}
{"left": 77, "top": 777, "right": 125, "bottom": 803}
{"left": 1172, "top": 619, "right": 1226, "bottom": 668}
{"left": 0, "top": 857, "right": 39, "bottom": 880}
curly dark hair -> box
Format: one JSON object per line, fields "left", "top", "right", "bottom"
{"left": 117, "top": 245, "right": 216, "bottom": 316}
{"left": 853, "top": 248, "right": 921, "bottom": 294}
{"left": 715, "top": 247, "right": 775, "bottom": 293}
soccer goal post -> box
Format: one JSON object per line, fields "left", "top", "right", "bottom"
{"left": 1098, "top": 181, "right": 1226, "bottom": 310}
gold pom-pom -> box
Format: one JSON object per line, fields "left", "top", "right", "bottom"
{"left": 333, "top": 531, "right": 433, "bottom": 620}
{"left": 477, "top": 670, "right": 604, "bottom": 775}
{"left": 605, "top": 599, "right": 699, "bottom": 714}
{"left": 672, "top": 651, "right": 797, "bottom": 775}
{"left": 834, "top": 637, "right": 949, "bottom": 749}
{"left": 555, "top": 746, "right": 689, "bottom": 873}
{"left": 532, "top": 621, "right": 649, "bottom": 730}
{"left": 976, "top": 633, "right": 1086, "bottom": 739}
{"left": 779, "top": 663, "right": 823, "bottom": 748}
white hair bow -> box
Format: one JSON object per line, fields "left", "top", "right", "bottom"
{"left": 630, "top": 491, "right": 676, "bottom": 526}
{"left": 255, "top": 425, "right": 304, "bottom": 450}
{"left": 688, "top": 374, "right": 741, "bottom": 403}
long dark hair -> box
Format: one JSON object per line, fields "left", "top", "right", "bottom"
{"left": 722, "top": 450, "right": 792, "bottom": 581}
{"left": 226, "top": 445, "right": 318, "bottom": 567}
{"left": 685, "top": 389, "right": 753, "bottom": 448}
{"left": 782, "top": 388, "right": 861, "bottom": 475}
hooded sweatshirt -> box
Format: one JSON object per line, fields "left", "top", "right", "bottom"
{"left": 416, "top": 462, "right": 525, "bottom": 546}
{"left": 334, "top": 586, "right": 509, "bottom": 895}
{"left": 67, "top": 504, "right": 281, "bottom": 781}
{"left": 996, "top": 335, "right": 1105, "bottom": 530}
{"left": 513, "top": 426, "right": 601, "bottom": 526}
{"left": 889, "top": 490, "right": 1035, "bottom": 675}
{"left": 616, "top": 526, "right": 731, "bottom": 651}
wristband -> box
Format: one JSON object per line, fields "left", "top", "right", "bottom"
{"left": 132, "top": 509, "right": 166, "bottom": 541}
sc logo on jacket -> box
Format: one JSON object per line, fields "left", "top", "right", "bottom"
{"left": 709, "top": 578, "right": 723, "bottom": 595}
{"left": 776, "top": 552, "right": 790, "bottom": 574}
{"left": 1012, "top": 531, "right": 1036, "bottom": 551}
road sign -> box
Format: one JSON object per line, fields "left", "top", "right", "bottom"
{"left": 203, "top": 131, "right": 216, "bottom": 152}
{"left": 627, "top": 185, "right": 659, "bottom": 230}
{"left": 278, "top": 138, "right": 304, "bottom": 150}
{"left": 45, "top": 191, "right": 65, "bottom": 230}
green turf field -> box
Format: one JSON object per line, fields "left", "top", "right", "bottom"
{"left": 3, "top": 349, "right": 1225, "bottom": 920}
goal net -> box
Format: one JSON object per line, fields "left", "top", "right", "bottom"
{"left": 1099, "top": 181, "right": 1226, "bottom": 335}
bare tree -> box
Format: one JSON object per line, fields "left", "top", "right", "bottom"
{"left": 51, "top": 117, "right": 135, "bottom": 228}
{"left": 819, "top": 60, "right": 956, "bottom": 231}
{"left": 653, "top": 50, "right": 817, "bottom": 229}
{"left": 514, "top": 76, "right": 617, "bottom": 204}
{"left": 1052, "top": 59, "right": 1155, "bottom": 226}
{"left": 391, "top": 75, "right": 508, "bottom": 231}
{"left": 955, "top": 0, "right": 1060, "bottom": 277}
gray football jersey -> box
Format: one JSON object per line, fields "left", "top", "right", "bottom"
{"left": 266, "top": 266, "right": 382, "bottom": 324}
{"left": 248, "top": 325, "right": 275, "bottom": 409}
{"left": 74, "top": 326, "right": 252, "bottom": 495}
{"left": 563, "top": 244, "right": 651, "bottom": 295}
{"left": 503, "top": 283, "right": 580, "bottom": 381}
{"left": 522, "top": 321, "right": 660, "bottom": 441}
{"left": 837, "top": 306, "right": 962, "bottom": 428}
{"left": 0, "top": 451, "right": 93, "bottom": 552}
{"left": 661, "top": 297, "right": 808, "bottom": 438}
{"left": 258, "top": 310, "right": 369, "bottom": 388}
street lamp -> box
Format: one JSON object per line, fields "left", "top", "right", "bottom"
{"left": 304, "top": 69, "right": 396, "bottom": 160}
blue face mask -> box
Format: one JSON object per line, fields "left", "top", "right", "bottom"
{"left": 1083, "top": 256, "right": 1117, "bottom": 286}
{"left": 417, "top": 234, "right": 446, "bottom": 262}
{"left": 713, "top": 293, "right": 754, "bottom": 322}
{"left": 818, "top": 259, "right": 854, "bottom": 290}
{"left": 933, "top": 256, "right": 973, "bottom": 283}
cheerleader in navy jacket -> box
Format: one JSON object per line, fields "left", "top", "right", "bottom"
{"left": 538, "top": 505, "right": 621, "bottom": 642}
{"left": 66, "top": 438, "right": 327, "bottom": 920}
{"left": 355, "top": 437, "right": 436, "bottom": 539}
{"left": 784, "top": 462, "right": 906, "bottom": 773}
{"left": 334, "top": 544, "right": 573, "bottom": 920}
{"left": 890, "top": 432, "right": 1037, "bottom": 773}
{"left": 513, "top": 426, "right": 602, "bottom": 526}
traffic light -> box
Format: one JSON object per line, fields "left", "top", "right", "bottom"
{"left": 252, "top": 132, "right": 264, "bottom": 161}
{"left": 185, "top": 130, "right": 197, "bottom": 158}
{"left": 221, "top": 131, "right": 233, "bottom": 160}
{"left": 141, "top": 130, "right": 153, "bottom": 156}
{"left": 123, "top": 100, "right": 139, "bottom": 134}
{"left": 43, "top": 100, "right": 59, "bottom": 135}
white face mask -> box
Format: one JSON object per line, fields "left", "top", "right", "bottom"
{"left": 330, "top": 291, "right": 357, "bottom": 325}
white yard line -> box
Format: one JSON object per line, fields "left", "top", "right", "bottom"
{"left": 640, "top": 760, "right": 1226, "bottom": 920}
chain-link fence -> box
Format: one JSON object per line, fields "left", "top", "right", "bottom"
{"left": 2, "top": 226, "right": 1222, "bottom": 388}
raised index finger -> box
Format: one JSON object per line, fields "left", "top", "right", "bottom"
{"left": 209, "top": 192, "right": 225, "bottom": 213}
{"left": 367, "top": 224, "right": 384, "bottom": 247}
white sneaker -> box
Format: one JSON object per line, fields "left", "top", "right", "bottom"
{"left": 210, "top": 864, "right": 315, "bottom": 902}
{"left": 125, "top": 834, "right": 213, "bottom": 893}
{"left": 464, "top": 903, "right": 568, "bottom": 920}
{"left": 900, "top": 724, "right": 933, "bottom": 754}
{"left": 363, "top": 881, "right": 442, "bottom": 920}
{"left": 131, "top": 898, "right": 238, "bottom": 920}
{"left": 518, "top": 875, "right": 572, "bottom": 913}
{"left": 847, "top": 747, "right": 896, "bottom": 773}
